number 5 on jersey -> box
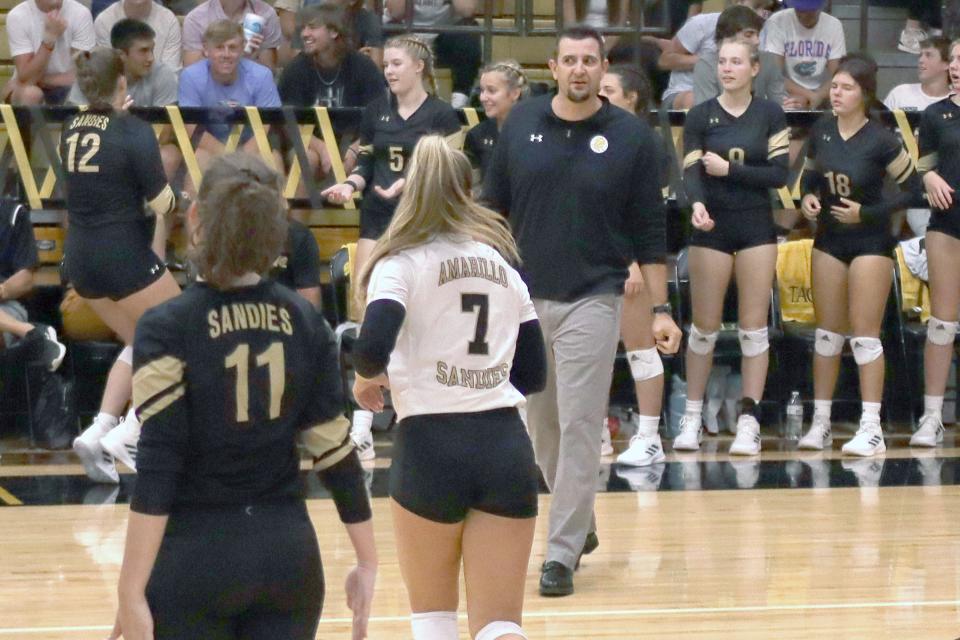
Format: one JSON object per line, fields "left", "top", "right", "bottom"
{"left": 225, "top": 342, "right": 285, "bottom": 422}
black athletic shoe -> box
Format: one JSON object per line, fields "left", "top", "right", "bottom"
{"left": 539, "top": 561, "right": 574, "bottom": 597}
{"left": 575, "top": 531, "right": 599, "bottom": 569}
{"left": 23, "top": 323, "right": 66, "bottom": 372}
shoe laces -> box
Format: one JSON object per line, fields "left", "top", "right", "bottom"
{"left": 919, "top": 413, "right": 942, "bottom": 431}
{"left": 678, "top": 416, "right": 701, "bottom": 435}
{"left": 856, "top": 418, "right": 881, "bottom": 436}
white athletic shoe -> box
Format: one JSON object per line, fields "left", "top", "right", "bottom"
{"left": 672, "top": 415, "right": 703, "bottom": 451}
{"left": 842, "top": 419, "right": 886, "bottom": 457}
{"left": 73, "top": 418, "right": 119, "bottom": 484}
{"left": 617, "top": 433, "right": 665, "bottom": 467}
{"left": 729, "top": 415, "right": 761, "bottom": 456}
{"left": 352, "top": 430, "right": 375, "bottom": 461}
{"left": 799, "top": 415, "right": 832, "bottom": 451}
{"left": 600, "top": 419, "right": 614, "bottom": 457}
{"left": 910, "top": 413, "right": 945, "bottom": 447}
{"left": 898, "top": 27, "right": 927, "bottom": 54}
{"left": 100, "top": 415, "right": 140, "bottom": 471}
{"left": 616, "top": 462, "right": 665, "bottom": 491}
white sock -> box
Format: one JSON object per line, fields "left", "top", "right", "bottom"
{"left": 410, "top": 611, "right": 458, "bottom": 640}
{"left": 351, "top": 409, "right": 374, "bottom": 437}
{"left": 813, "top": 400, "right": 832, "bottom": 421}
{"left": 925, "top": 395, "right": 944, "bottom": 420}
{"left": 862, "top": 402, "right": 882, "bottom": 423}
{"left": 684, "top": 399, "right": 703, "bottom": 420}
{"left": 635, "top": 415, "right": 660, "bottom": 437}
{"left": 95, "top": 413, "right": 119, "bottom": 431}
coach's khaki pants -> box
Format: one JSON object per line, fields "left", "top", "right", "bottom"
{"left": 528, "top": 294, "right": 622, "bottom": 570}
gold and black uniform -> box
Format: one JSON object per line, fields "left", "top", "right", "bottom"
{"left": 131, "top": 280, "right": 369, "bottom": 639}
{"left": 918, "top": 97, "right": 960, "bottom": 239}
{"left": 350, "top": 93, "right": 461, "bottom": 240}
{"left": 682, "top": 97, "right": 789, "bottom": 254}
{"left": 801, "top": 115, "right": 922, "bottom": 263}
{"left": 60, "top": 110, "right": 174, "bottom": 300}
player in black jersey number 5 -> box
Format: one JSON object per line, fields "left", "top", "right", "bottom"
{"left": 677, "top": 38, "right": 788, "bottom": 456}
{"left": 352, "top": 135, "right": 546, "bottom": 640}
{"left": 110, "top": 154, "right": 376, "bottom": 640}
{"left": 799, "top": 55, "right": 922, "bottom": 456}
{"left": 322, "top": 34, "right": 461, "bottom": 461}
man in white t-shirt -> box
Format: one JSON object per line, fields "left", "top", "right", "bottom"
{"left": 763, "top": 0, "right": 845, "bottom": 109}
{"left": 884, "top": 36, "right": 952, "bottom": 236}
{"left": 659, "top": 0, "right": 771, "bottom": 110}
{"left": 94, "top": 0, "right": 182, "bottom": 72}
{"left": 4, "top": 0, "right": 95, "bottom": 105}
{"left": 884, "top": 36, "right": 951, "bottom": 112}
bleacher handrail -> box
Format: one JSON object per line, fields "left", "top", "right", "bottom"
{"left": 0, "top": 105, "right": 925, "bottom": 214}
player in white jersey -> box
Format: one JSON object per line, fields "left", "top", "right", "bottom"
{"left": 352, "top": 135, "right": 546, "bottom": 640}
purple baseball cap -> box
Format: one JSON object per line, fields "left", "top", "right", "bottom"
{"left": 787, "top": 0, "right": 826, "bottom": 10}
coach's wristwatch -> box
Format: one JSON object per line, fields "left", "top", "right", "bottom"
{"left": 652, "top": 303, "right": 673, "bottom": 316}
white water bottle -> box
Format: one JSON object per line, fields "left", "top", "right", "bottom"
{"left": 785, "top": 391, "right": 803, "bottom": 441}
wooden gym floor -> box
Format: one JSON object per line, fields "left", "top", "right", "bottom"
{"left": 2, "top": 427, "right": 960, "bottom": 639}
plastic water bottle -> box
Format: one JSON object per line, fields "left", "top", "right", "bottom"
{"left": 785, "top": 391, "right": 803, "bottom": 441}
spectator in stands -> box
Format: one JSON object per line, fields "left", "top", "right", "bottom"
{"left": 179, "top": 20, "right": 281, "bottom": 171}
{"left": 0, "top": 199, "right": 66, "bottom": 371}
{"left": 69, "top": 21, "right": 182, "bottom": 189}
{"left": 885, "top": 36, "right": 951, "bottom": 237}
{"left": 182, "top": 0, "right": 282, "bottom": 71}
{"left": 763, "top": 0, "right": 846, "bottom": 110}
{"left": 3, "top": 0, "right": 95, "bottom": 105}
{"left": 898, "top": 1, "right": 942, "bottom": 55}
{"left": 464, "top": 60, "right": 527, "bottom": 185}
{"left": 69, "top": 21, "right": 178, "bottom": 107}
{"left": 278, "top": 4, "right": 384, "bottom": 176}
{"left": 94, "top": 0, "right": 182, "bottom": 72}
{"left": 276, "top": 0, "right": 383, "bottom": 67}
{"left": 693, "top": 4, "right": 785, "bottom": 106}
{"left": 384, "top": 0, "right": 481, "bottom": 108}
{"left": 658, "top": 0, "right": 768, "bottom": 111}
{"left": 885, "top": 36, "right": 951, "bottom": 112}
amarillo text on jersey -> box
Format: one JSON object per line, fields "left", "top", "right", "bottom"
{"left": 437, "top": 256, "right": 509, "bottom": 288}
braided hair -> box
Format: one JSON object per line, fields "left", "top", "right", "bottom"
{"left": 480, "top": 59, "right": 529, "bottom": 99}
{"left": 385, "top": 35, "right": 438, "bottom": 95}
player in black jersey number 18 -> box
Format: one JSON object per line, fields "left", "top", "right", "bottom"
{"left": 799, "top": 55, "right": 922, "bottom": 455}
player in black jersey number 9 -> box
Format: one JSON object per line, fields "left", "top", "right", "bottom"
{"left": 352, "top": 135, "right": 546, "bottom": 640}
{"left": 111, "top": 153, "right": 376, "bottom": 640}
{"left": 677, "top": 39, "right": 789, "bottom": 456}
